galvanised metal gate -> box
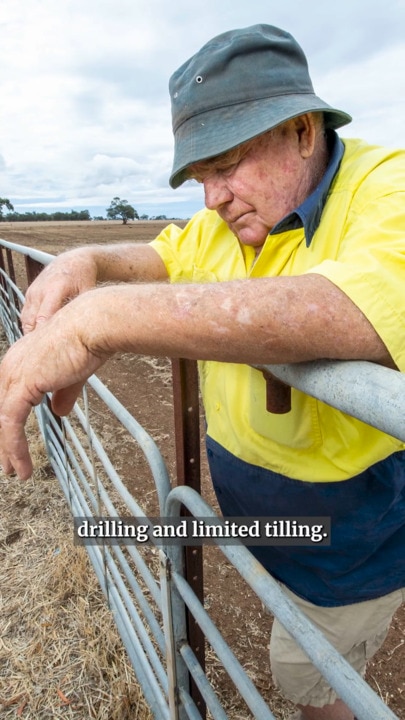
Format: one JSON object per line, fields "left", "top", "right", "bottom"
{"left": 0, "top": 237, "right": 404, "bottom": 720}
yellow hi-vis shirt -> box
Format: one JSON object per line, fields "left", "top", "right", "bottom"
{"left": 151, "top": 138, "right": 405, "bottom": 482}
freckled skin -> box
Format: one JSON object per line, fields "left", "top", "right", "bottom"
{"left": 202, "top": 117, "right": 326, "bottom": 250}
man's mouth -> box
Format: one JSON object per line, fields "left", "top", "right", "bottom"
{"left": 226, "top": 211, "right": 253, "bottom": 225}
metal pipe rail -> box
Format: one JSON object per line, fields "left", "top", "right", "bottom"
{"left": 164, "top": 486, "right": 399, "bottom": 720}
{"left": 256, "top": 360, "right": 405, "bottom": 442}
{"left": 0, "top": 236, "right": 402, "bottom": 720}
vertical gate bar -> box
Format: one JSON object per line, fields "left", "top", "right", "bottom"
{"left": 0, "top": 247, "right": 6, "bottom": 281}
{"left": 160, "top": 550, "right": 181, "bottom": 720}
{"left": 5, "top": 248, "right": 17, "bottom": 286}
{"left": 171, "top": 358, "right": 206, "bottom": 719}
{"left": 25, "top": 255, "right": 45, "bottom": 285}
{"left": 4, "top": 248, "right": 23, "bottom": 336}
{"left": 0, "top": 248, "right": 8, "bottom": 303}
{"left": 0, "top": 248, "right": 11, "bottom": 339}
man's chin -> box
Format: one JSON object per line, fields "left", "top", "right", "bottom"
{"left": 223, "top": 212, "right": 270, "bottom": 247}
{"left": 233, "top": 226, "right": 269, "bottom": 248}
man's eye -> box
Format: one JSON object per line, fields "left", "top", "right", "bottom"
{"left": 188, "top": 159, "right": 239, "bottom": 183}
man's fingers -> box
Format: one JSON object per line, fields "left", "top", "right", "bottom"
{"left": 21, "top": 253, "right": 99, "bottom": 335}
{"left": 0, "top": 417, "right": 34, "bottom": 480}
{"left": 21, "top": 304, "right": 40, "bottom": 334}
{"left": 22, "top": 314, "right": 49, "bottom": 334}
{"left": 21, "top": 296, "right": 50, "bottom": 333}
{"left": 51, "top": 382, "right": 86, "bottom": 416}
{"left": 21, "top": 292, "right": 64, "bottom": 333}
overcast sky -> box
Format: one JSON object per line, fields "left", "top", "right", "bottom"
{"left": 1, "top": 0, "right": 405, "bottom": 220}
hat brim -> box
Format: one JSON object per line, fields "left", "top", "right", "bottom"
{"left": 169, "top": 94, "right": 351, "bottom": 188}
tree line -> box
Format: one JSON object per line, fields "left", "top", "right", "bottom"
{"left": 0, "top": 196, "right": 177, "bottom": 224}
{"left": 3, "top": 209, "right": 92, "bottom": 222}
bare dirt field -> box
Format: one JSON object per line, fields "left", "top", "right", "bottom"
{"left": 0, "top": 220, "right": 404, "bottom": 719}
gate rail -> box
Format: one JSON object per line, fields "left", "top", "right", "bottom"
{"left": 0, "top": 237, "right": 403, "bottom": 720}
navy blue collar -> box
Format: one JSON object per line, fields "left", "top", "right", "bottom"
{"left": 269, "top": 130, "right": 344, "bottom": 247}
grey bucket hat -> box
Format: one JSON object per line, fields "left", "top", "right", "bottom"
{"left": 169, "top": 24, "right": 351, "bottom": 188}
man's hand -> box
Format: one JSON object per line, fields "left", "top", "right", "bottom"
{"left": 21, "top": 249, "right": 98, "bottom": 333}
{"left": 0, "top": 303, "right": 109, "bottom": 480}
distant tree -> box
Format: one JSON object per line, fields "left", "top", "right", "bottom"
{"left": 106, "top": 197, "right": 138, "bottom": 224}
{"left": 139, "top": 213, "right": 149, "bottom": 220}
{"left": 0, "top": 197, "right": 14, "bottom": 220}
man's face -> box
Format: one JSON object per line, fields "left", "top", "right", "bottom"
{"left": 189, "top": 122, "right": 312, "bottom": 249}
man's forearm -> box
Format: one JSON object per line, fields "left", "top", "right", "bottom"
{"left": 21, "top": 243, "right": 168, "bottom": 333}
{"left": 79, "top": 243, "right": 169, "bottom": 284}
{"left": 0, "top": 271, "right": 393, "bottom": 480}
{"left": 78, "top": 275, "right": 393, "bottom": 366}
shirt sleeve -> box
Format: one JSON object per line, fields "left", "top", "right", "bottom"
{"left": 308, "top": 191, "right": 405, "bottom": 370}
{"left": 149, "top": 222, "right": 191, "bottom": 282}
{"left": 150, "top": 209, "right": 226, "bottom": 284}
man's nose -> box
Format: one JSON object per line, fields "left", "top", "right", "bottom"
{"left": 203, "top": 174, "right": 233, "bottom": 210}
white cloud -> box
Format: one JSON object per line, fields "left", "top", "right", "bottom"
{"left": 314, "top": 41, "right": 405, "bottom": 148}
{"left": 1, "top": 0, "right": 405, "bottom": 218}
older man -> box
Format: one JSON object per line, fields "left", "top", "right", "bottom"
{"left": 1, "top": 24, "right": 404, "bottom": 720}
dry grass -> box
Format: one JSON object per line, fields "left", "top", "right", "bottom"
{"left": 139, "top": 357, "right": 173, "bottom": 388}
{"left": 0, "top": 413, "right": 152, "bottom": 720}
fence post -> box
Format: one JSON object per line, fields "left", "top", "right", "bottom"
{"left": 24, "top": 255, "right": 45, "bottom": 285}
{"left": 171, "top": 358, "right": 206, "bottom": 718}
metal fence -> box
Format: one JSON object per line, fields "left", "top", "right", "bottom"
{"left": 0, "top": 237, "right": 403, "bottom": 720}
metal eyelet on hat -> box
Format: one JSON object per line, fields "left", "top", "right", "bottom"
{"left": 195, "top": 75, "right": 203, "bottom": 83}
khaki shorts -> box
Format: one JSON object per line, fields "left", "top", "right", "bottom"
{"left": 270, "top": 584, "right": 405, "bottom": 708}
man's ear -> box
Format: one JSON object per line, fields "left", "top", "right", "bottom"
{"left": 293, "top": 114, "right": 317, "bottom": 158}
